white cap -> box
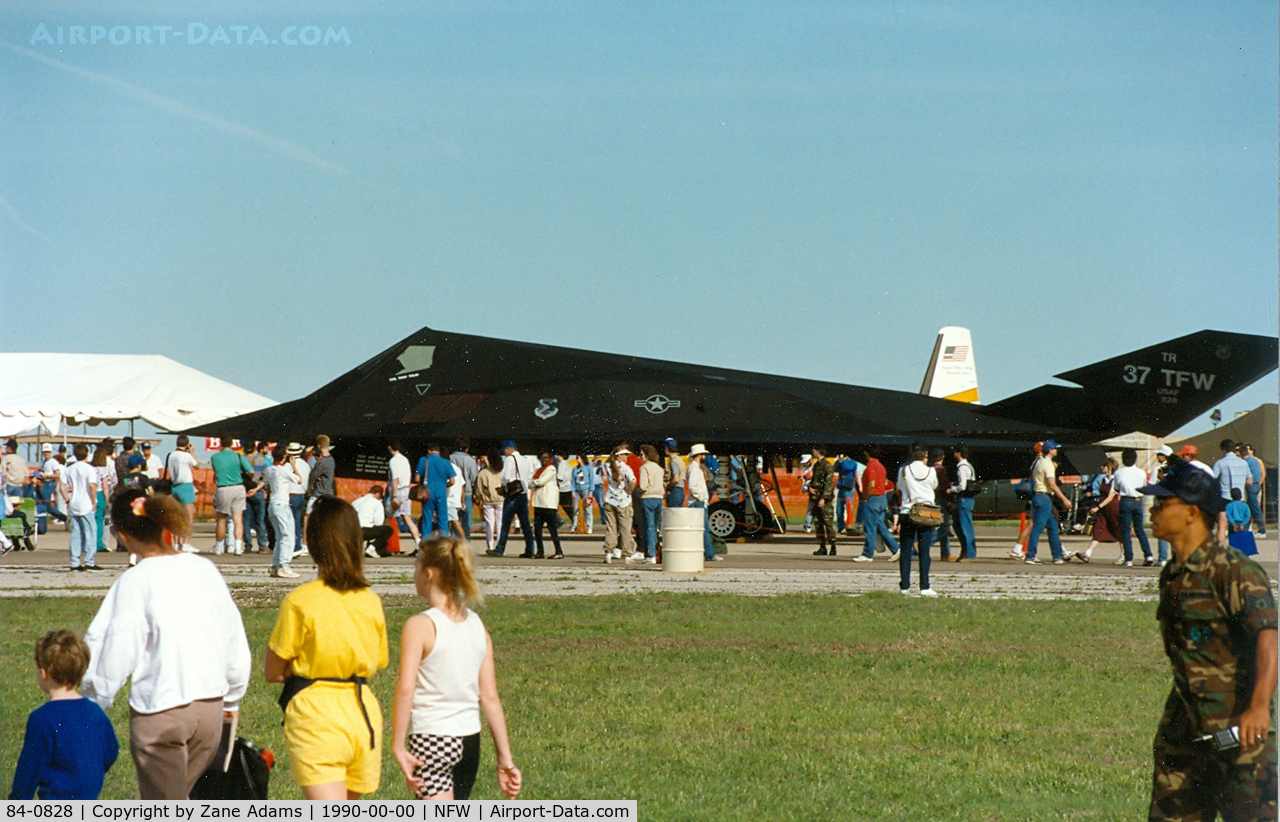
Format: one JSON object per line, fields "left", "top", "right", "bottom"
{"left": 1157, "top": 445, "right": 1173, "bottom": 457}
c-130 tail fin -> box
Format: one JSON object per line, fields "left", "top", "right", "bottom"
{"left": 919, "top": 326, "right": 980, "bottom": 404}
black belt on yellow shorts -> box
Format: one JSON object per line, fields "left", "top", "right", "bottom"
{"left": 278, "top": 674, "right": 376, "bottom": 749}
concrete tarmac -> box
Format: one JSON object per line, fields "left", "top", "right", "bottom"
{"left": 3, "top": 522, "right": 1274, "bottom": 602}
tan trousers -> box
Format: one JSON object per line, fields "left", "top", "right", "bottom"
{"left": 130, "top": 697, "right": 224, "bottom": 799}
{"left": 603, "top": 504, "right": 635, "bottom": 555}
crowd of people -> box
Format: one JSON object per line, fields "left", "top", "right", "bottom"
{"left": 0, "top": 433, "right": 1271, "bottom": 578}
{"left": 9, "top": 487, "right": 521, "bottom": 802}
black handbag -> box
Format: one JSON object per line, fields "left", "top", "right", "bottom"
{"left": 189, "top": 737, "right": 273, "bottom": 800}
{"left": 151, "top": 452, "right": 175, "bottom": 496}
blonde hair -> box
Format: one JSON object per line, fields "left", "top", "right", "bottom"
{"left": 416, "top": 536, "right": 482, "bottom": 610}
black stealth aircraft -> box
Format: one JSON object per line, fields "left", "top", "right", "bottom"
{"left": 192, "top": 326, "right": 1276, "bottom": 482}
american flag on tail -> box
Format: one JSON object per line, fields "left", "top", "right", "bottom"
{"left": 942, "top": 345, "right": 968, "bottom": 362}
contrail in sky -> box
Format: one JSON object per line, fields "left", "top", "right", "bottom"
{"left": 0, "top": 195, "right": 53, "bottom": 244}
{"left": 3, "top": 41, "right": 347, "bottom": 174}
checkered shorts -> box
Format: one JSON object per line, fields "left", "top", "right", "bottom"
{"left": 406, "top": 733, "right": 465, "bottom": 798}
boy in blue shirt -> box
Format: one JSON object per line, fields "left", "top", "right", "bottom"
{"left": 10, "top": 630, "right": 118, "bottom": 799}
{"left": 1225, "top": 486, "right": 1252, "bottom": 532}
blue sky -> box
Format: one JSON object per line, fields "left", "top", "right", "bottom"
{"left": 2, "top": 2, "right": 1276, "bottom": 440}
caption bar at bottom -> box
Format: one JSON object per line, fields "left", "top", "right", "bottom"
{"left": 2, "top": 801, "right": 636, "bottom": 820}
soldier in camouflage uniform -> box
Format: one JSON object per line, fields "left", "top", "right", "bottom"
{"left": 809, "top": 446, "right": 837, "bottom": 556}
{"left": 1142, "top": 460, "right": 1277, "bottom": 822}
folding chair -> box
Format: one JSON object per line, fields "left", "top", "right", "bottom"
{"left": 2, "top": 498, "right": 38, "bottom": 554}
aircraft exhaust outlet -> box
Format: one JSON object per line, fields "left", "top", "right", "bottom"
{"left": 662, "top": 507, "right": 707, "bottom": 573}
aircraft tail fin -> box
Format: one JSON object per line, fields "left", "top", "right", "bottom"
{"left": 920, "top": 326, "right": 980, "bottom": 403}
{"left": 986, "top": 330, "right": 1278, "bottom": 437}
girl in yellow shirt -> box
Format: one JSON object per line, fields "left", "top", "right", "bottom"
{"left": 266, "top": 496, "right": 389, "bottom": 799}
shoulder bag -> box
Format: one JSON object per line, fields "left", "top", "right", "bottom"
{"left": 905, "top": 464, "right": 943, "bottom": 526}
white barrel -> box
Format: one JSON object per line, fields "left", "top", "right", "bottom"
{"left": 662, "top": 507, "right": 705, "bottom": 572}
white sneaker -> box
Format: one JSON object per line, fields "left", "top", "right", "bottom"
{"left": 233, "top": 541, "right": 244, "bottom": 556}
{"left": 919, "top": 588, "right": 938, "bottom": 598}
{"left": 612, "top": 549, "right": 622, "bottom": 559}
{"left": 604, "top": 553, "right": 612, "bottom": 565}
{"left": 180, "top": 543, "right": 198, "bottom": 553}
{"left": 888, "top": 552, "right": 900, "bottom": 562}
{"left": 899, "top": 588, "right": 911, "bottom": 595}
{"left": 852, "top": 555, "right": 873, "bottom": 563}
{"left": 1009, "top": 546, "right": 1025, "bottom": 559}
{"left": 365, "top": 545, "right": 380, "bottom": 559}
{"left": 292, "top": 548, "right": 308, "bottom": 559}
{"left": 210, "top": 540, "right": 225, "bottom": 555}
{"left": 1114, "top": 557, "right": 1127, "bottom": 566}
{"left": 644, "top": 557, "right": 657, "bottom": 565}
{"left": 586, "top": 526, "right": 593, "bottom": 535}
{"left": 626, "top": 551, "right": 644, "bottom": 563}
{"left": 274, "top": 567, "right": 300, "bottom": 579}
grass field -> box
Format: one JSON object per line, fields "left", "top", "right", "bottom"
{"left": 1, "top": 593, "right": 1172, "bottom": 819}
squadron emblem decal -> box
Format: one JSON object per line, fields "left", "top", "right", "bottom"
{"left": 534, "top": 398, "right": 559, "bottom": 420}
{"left": 635, "top": 394, "right": 681, "bottom": 414}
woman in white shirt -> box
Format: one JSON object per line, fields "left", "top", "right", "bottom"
{"left": 528, "top": 452, "right": 563, "bottom": 559}
{"left": 602, "top": 447, "right": 636, "bottom": 564}
{"left": 264, "top": 444, "right": 302, "bottom": 578}
{"left": 896, "top": 446, "right": 939, "bottom": 597}
{"left": 90, "top": 445, "right": 116, "bottom": 554}
{"left": 81, "top": 487, "right": 251, "bottom": 799}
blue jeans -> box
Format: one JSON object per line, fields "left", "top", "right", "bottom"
{"left": 899, "top": 518, "right": 935, "bottom": 591}
{"left": 245, "top": 493, "right": 268, "bottom": 549}
{"left": 269, "top": 503, "right": 294, "bottom": 570}
{"left": 836, "top": 490, "right": 856, "bottom": 532}
{"left": 861, "top": 495, "right": 899, "bottom": 558}
{"left": 422, "top": 490, "right": 449, "bottom": 536}
{"left": 69, "top": 514, "right": 97, "bottom": 568}
{"left": 953, "top": 497, "right": 976, "bottom": 559}
{"left": 573, "top": 491, "right": 594, "bottom": 531}
{"left": 460, "top": 490, "right": 473, "bottom": 537}
{"left": 641, "top": 498, "right": 663, "bottom": 558}
{"left": 689, "top": 500, "right": 716, "bottom": 559}
{"left": 38, "top": 482, "right": 67, "bottom": 523}
{"left": 666, "top": 488, "right": 685, "bottom": 508}
{"left": 289, "top": 494, "right": 306, "bottom": 551}
{"left": 1026, "top": 493, "right": 1064, "bottom": 561}
{"left": 496, "top": 493, "right": 533, "bottom": 555}
{"left": 1245, "top": 485, "right": 1265, "bottom": 532}
{"left": 935, "top": 502, "right": 952, "bottom": 557}
{"left": 1118, "top": 496, "right": 1152, "bottom": 562}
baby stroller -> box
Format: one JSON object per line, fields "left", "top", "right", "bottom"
{"left": 2, "top": 497, "right": 38, "bottom": 554}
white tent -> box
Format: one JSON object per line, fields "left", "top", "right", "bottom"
{"left": 0, "top": 353, "right": 277, "bottom": 437}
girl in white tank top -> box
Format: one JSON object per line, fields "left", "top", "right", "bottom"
{"left": 391, "top": 537, "right": 521, "bottom": 801}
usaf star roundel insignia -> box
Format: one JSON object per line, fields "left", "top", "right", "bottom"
{"left": 635, "top": 394, "right": 681, "bottom": 414}
{"left": 534, "top": 398, "right": 559, "bottom": 420}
